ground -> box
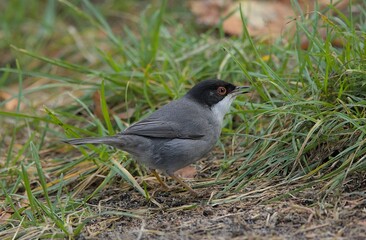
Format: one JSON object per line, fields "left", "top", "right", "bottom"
{"left": 76, "top": 161, "right": 366, "bottom": 239}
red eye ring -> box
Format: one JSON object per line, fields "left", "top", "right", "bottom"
{"left": 217, "top": 86, "right": 227, "bottom": 96}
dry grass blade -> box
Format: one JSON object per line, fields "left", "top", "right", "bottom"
{"left": 110, "top": 158, "right": 147, "bottom": 197}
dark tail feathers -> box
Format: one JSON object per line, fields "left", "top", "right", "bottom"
{"left": 63, "top": 136, "right": 121, "bottom": 146}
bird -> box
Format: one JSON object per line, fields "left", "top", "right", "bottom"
{"left": 63, "top": 79, "right": 250, "bottom": 196}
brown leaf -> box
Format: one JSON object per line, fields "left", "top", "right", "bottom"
{"left": 190, "top": 0, "right": 350, "bottom": 43}
{"left": 0, "top": 90, "right": 24, "bottom": 111}
{"left": 175, "top": 166, "right": 197, "bottom": 179}
{"left": 358, "top": 220, "right": 366, "bottom": 227}
{"left": 0, "top": 211, "right": 12, "bottom": 224}
{"left": 222, "top": 1, "right": 295, "bottom": 39}
{"left": 117, "top": 108, "right": 135, "bottom": 120}
{"left": 189, "top": 0, "right": 229, "bottom": 26}
{"left": 92, "top": 91, "right": 103, "bottom": 121}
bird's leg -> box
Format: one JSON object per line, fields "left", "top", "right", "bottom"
{"left": 169, "top": 173, "right": 198, "bottom": 196}
{"left": 151, "top": 169, "right": 170, "bottom": 190}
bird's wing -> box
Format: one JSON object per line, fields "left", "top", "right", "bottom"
{"left": 120, "top": 118, "right": 204, "bottom": 139}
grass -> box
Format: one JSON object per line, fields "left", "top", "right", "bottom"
{"left": 1, "top": 0, "right": 366, "bottom": 238}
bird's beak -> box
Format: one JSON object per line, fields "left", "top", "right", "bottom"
{"left": 231, "top": 86, "right": 251, "bottom": 96}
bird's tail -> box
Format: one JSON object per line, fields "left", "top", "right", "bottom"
{"left": 63, "top": 136, "right": 121, "bottom": 146}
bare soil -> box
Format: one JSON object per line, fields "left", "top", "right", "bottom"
{"left": 77, "top": 173, "right": 366, "bottom": 240}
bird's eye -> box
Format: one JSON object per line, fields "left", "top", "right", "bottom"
{"left": 217, "top": 86, "right": 227, "bottom": 96}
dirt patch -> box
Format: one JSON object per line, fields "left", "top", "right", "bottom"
{"left": 77, "top": 174, "right": 366, "bottom": 239}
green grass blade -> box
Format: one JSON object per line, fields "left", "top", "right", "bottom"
{"left": 100, "top": 80, "right": 114, "bottom": 135}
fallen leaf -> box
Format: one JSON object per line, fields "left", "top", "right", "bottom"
{"left": 357, "top": 220, "right": 366, "bottom": 227}
{"left": 0, "top": 90, "right": 24, "bottom": 111}
{"left": 223, "top": 1, "right": 295, "bottom": 40}
{"left": 189, "top": 0, "right": 229, "bottom": 26}
{"left": 175, "top": 166, "right": 197, "bottom": 179}
{"left": 92, "top": 90, "right": 103, "bottom": 120}
{"left": 190, "top": 0, "right": 351, "bottom": 44}
{"left": 117, "top": 108, "right": 135, "bottom": 119}
{"left": 0, "top": 211, "right": 12, "bottom": 224}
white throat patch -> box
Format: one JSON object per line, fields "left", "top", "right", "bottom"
{"left": 211, "top": 95, "right": 236, "bottom": 126}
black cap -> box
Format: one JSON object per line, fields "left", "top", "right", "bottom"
{"left": 186, "top": 79, "right": 237, "bottom": 107}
